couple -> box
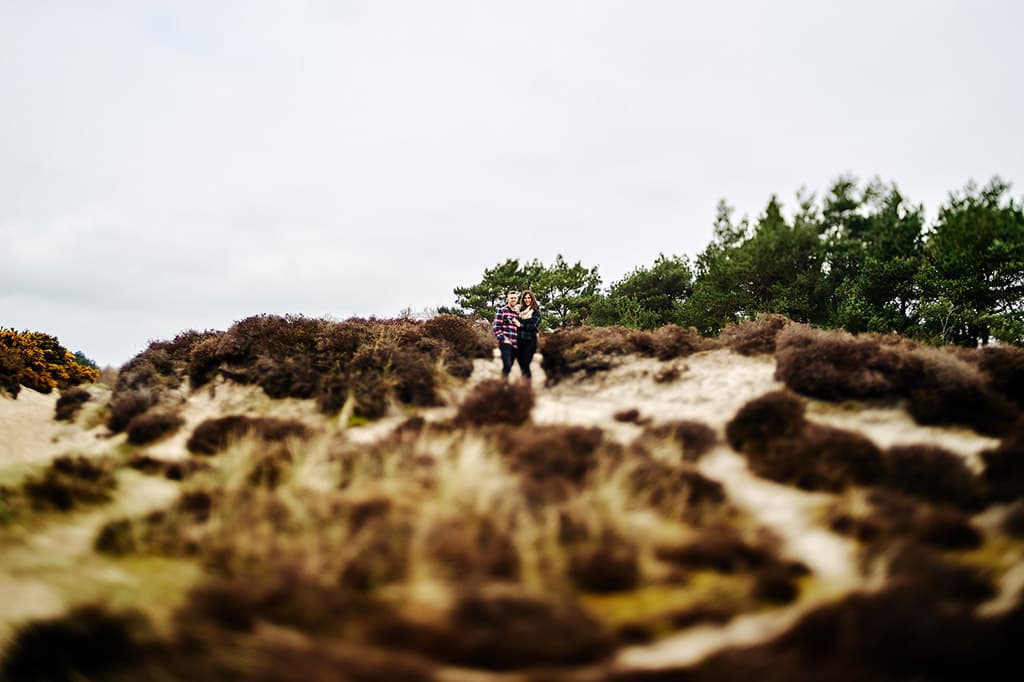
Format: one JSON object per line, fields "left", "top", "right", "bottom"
{"left": 493, "top": 289, "right": 541, "bottom": 380}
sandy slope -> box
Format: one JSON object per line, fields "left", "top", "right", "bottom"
{"left": 0, "top": 349, "right": 1017, "bottom": 670}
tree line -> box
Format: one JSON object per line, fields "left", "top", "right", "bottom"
{"left": 450, "top": 176, "right": 1024, "bottom": 347}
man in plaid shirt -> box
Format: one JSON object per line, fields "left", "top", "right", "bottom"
{"left": 493, "top": 290, "right": 521, "bottom": 378}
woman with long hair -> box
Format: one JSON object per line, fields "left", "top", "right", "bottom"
{"left": 515, "top": 290, "right": 541, "bottom": 380}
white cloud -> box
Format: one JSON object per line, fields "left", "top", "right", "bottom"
{"left": 2, "top": 0, "right": 1023, "bottom": 365}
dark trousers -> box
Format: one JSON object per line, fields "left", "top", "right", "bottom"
{"left": 499, "top": 343, "right": 517, "bottom": 376}
{"left": 516, "top": 339, "right": 537, "bottom": 378}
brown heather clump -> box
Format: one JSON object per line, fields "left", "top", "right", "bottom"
{"left": 980, "top": 417, "right": 1024, "bottom": 503}
{"left": 22, "top": 456, "right": 117, "bottom": 511}
{"left": 973, "top": 344, "right": 1024, "bottom": 409}
{"left": 115, "top": 329, "right": 219, "bottom": 395}
{"left": 627, "top": 458, "right": 728, "bottom": 524}
{"left": 125, "top": 411, "right": 185, "bottom": 445}
{"left": 185, "top": 415, "right": 309, "bottom": 455}
{"left": 541, "top": 324, "right": 715, "bottom": 384}
{"left": 54, "top": 386, "right": 91, "bottom": 421}
{"left": 0, "top": 605, "right": 155, "bottom": 682}
{"left": 881, "top": 444, "right": 983, "bottom": 511}
{"left": 828, "top": 491, "right": 983, "bottom": 552}
{"left": 497, "top": 425, "right": 602, "bottom": 489}
{"left": 456, "top": 378, "right": 534, "bottom": 426}
{"left": 371, "top": 589, "right": 615, "bottom": 670}
{"left": 106, "top": 388, "right": 158, "bottom": 433}
{"left": 718, "top": 313, "right": 792, "bottom": 356}
{"left": 774, "top": 325, "right": 1019, "bottom": 436}
{"left": 648, "top": 324, "right": 717, "bottom": 360}
{"left": 726, "top": 391, "right": 884, "bottom": 492}
{"left": 422, "top": 314, "right": 495, "bottom": 359}
{"left": 541, "top": 326, "right": 639, "bottom": 383}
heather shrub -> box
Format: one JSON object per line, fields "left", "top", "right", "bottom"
{"left": 614, "top": 408, "right": 641, "bottom": 422}
{"left": 829, "top": 491, "right": 982, "bottom": 551}
{"left": 374, "top": 590, "right": 614, "bottom": 670}
{"left": 0, "top": 605, "right": 154, "bottom": 682}
{"left": 774, "top": 325, "right": 907, "bottom": 401}
{"left": 125, "top": 411, "right": 186, "bottom": 445}
{"left": 775, "top": 325, "right": 1019, "bottom": 435}
{"left": 725, "top": 390, "right": 806, "bottom": 452}
{"left": 0, "top": 346, "right": 25, "bottom": 397}
{"left": 627, "top": 458, "right": 728, "bottom": 523}
{"left": 186, "top": 415, "right": 309, "bottom": 455}
{"left": 540, "top": 326, "right": 639, "bottom": 383}
{"left": 456, "top": 379, "right": 533, "bottom": 426}
{"left": 116, "top": 330, "right": 218, "bottom": 394}
{"left": 567, "top": 532, "right": 640, "bottom": 593}
{"left": 881, "top": 444, "right": 983, "bottom": 511}
{"left": 648, "top": 324, "right": 716, "bottom": 360}
{"left": 1002, "top": 501, "right": 1024, "bottom": 538}
{"left": 424, "top": 516, "right": 520, "bottom": 581}
{"left": 655, "top": 524, "right": 775, "bottom": 573}
{"left": 106, "top": 389, "right": 158, "bottom": 433}
{"left": 54, "top": 386, "right": 91, "bottom": 421}
{"left": 980, "top": 418, "right": 1024, "bottom": 502}
{"left": 974, "top": 344, "right": 1024, "bottom": 408}
{"left": 901, "top": 347, "right": 1018, "bottom": 436}
{"left": 22, "top": 456, "right": 117, "bottom": 511}
{"left": 422, "top": 314, "right": 494, "bottom": 359}
{"left": 726, "top": 391, "right": 884, "bottom": 492}
{"left": 498, "top": 425, "right": 604, "bottom": 487}
{"left": 719, "top": 313, "right": 792, "bottom": 355}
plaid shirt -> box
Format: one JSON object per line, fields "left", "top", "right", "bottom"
{"left": 493, "top": 305, "right": 519, "bottom": 348}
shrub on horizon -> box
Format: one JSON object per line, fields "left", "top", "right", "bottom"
{"left": 0, "top": 328, "right": 99, "bottom": 396}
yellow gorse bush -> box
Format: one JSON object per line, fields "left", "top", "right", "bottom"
{"left": 0, "top": 328, "right": 99, "bottom": 395}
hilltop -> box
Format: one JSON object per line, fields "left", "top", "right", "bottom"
{"left": 0, "top": 314, "right": 1022, "bottom": 681}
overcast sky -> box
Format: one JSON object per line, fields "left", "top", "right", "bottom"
{"left": 2, "top": 1, "right": 1023, "bottom": 367}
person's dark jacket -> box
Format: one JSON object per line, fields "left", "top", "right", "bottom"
{"left": 517, "top": 309, "right": 541, "bottom": 343}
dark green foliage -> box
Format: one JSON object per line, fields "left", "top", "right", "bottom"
{"left": 186, "top": 415, "right": 309, "bottom": 455}
{"left": 0, "top": 606, "right": 153, "bottom": 682}
{"left": 456, "top": 378, "right": 534, "bottom": 426}
{"left": 106, "top": 388, "right": 158, "bottom": 433}
{"left": 22, "top": 456, "right": 117, "bottom": 511}
{"left": 72, "top": 350, "right": 98, "bottom": 369}
{"left": 453, "top": 254, "right": 602, "bottom": 328}
{"left": 54, "top": 386, "right": 91, "bottom": 421}
{"left": 589, "top": 254, "right": 694, "bottom": 329}
{"left": 917, "top": 178, "right": 1024, "bottom": 346}
{"left": 126, "top": 411, "right": 185, "bottom": 445}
